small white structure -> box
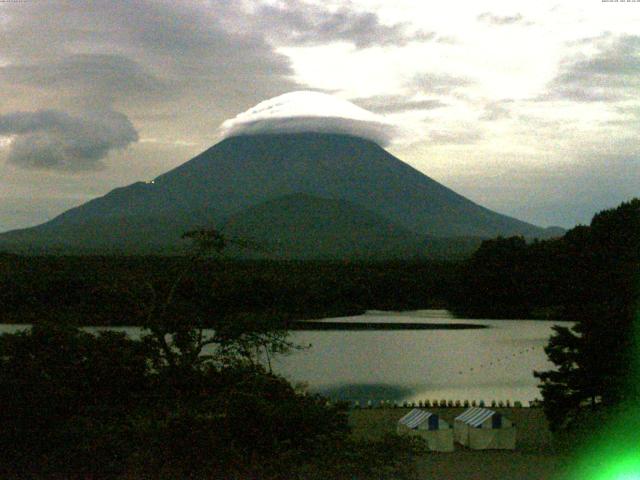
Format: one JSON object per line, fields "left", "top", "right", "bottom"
{"left": 454, "top": 407, "right": 516, "bottom": 450}
{"left": 397, "top": 409, "right": 454, "bottom": 452}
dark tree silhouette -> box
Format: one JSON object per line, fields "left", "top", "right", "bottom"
{"left": 140, "top": 228, "right": 295, "bottom": 371}
{"left": 535, "top": 199, "right": 640, "bottom": 430}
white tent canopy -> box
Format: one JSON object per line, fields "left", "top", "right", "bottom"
{"left": 397, "top": 409, "right": 454, "bottom": 452}
{"left": 454, "top": 407, "right": 516, "bottom": 450}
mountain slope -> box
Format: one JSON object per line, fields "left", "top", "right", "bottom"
{"left": 150, "top": 133, "right": 545, "bottom": 238}
{"left": 222, "top": 193, "right": 427, "bottom": 259}
{"left": 0, "top": 133, "right": 556, "bottom": 256}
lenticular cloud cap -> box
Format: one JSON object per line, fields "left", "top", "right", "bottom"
{"left": 219, "top": 91, "right": 398, "bottom": 146}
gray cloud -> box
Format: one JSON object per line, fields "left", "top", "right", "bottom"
{"left": 477, "top": 12, "right": 531, "bottom": 26}
{"left": 0, "top": 110, "right": 138, "bottom": 172}
{"left": 540, "top": 34, "right": 640, "bottom": 103}
{"left": 0, "top": 0, "right": 301, "bottom": 137}
{"left": 0, "top": 54, "right": 170, "bottom": 107}
{"left": 412, "top": 72, "right": 472, "bottom": 95}
{"left": 434, "top": 36, "right": 459, "bottom": 45}
{"left": 559, "top": 35, "right": 640, "bottom": 78}
{"left": 353, "top": 95, "right": 447, "bottom": 114}
{"left": 255, "top": 0, "right": 435, "bottom": 48}
{"left": 480, "top": 100, "right": 513, "bottom": 121}
{"left": 538, "top": 88, "right": 621, "bottom": 103}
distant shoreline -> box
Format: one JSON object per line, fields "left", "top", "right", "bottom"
{"left": 286, "top": 321, "right": 487, "bottom": 331}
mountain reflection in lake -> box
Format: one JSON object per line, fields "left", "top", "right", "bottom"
{"left": 273, "top": 310, "right": 572, "bottom": 404}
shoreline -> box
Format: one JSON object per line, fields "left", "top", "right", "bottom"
{"left": 286, "top": 321, "right": 488, "bottom": 330}
{"left": 0, "top": 319, "right": 489, "bottom": 332}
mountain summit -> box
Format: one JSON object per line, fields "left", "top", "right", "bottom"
{"left": 0, "top": 132, "right": 556, "bottom": 257}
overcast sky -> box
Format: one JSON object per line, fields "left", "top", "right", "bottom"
{"left": 0, "top": 0, "right": 638, "bottom": 232}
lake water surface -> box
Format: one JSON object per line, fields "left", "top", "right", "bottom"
{"left": 0, "top": 309, "right": 570, "bottom": 404}
{"left": 275, "top": 310, "right": 571, "bottom": 404}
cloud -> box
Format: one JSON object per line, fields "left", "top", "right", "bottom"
{"left": 0, "top": 109, "right": 138, "bottom": 172}
{"left": 353, "top": 95, "right": 447, "bottom": 114}
{"left": 411, "top": 72, "right": 472, "bottom": 95}
{"left": 480, "top": 100, "right": 513, "bottom": 121}
{"left": 219, "top": 91, "right": 399, "bottom": 146}
{"left": 540, "top": 34, "right": 640, "bottom": 103}
{"left": 429, "top": 128, "right": 483, "bottom": 145}
{"left": 0, "top": 0, "right": 301, "bottom": 131}
{"left": 255, "top": 0, "right": 435, "bottom": 48}
{"left": 0, "top": 54, "right": 170, "bottom": 107}
{"left": 477, "top": 12, "right": 531, "bottom": 26}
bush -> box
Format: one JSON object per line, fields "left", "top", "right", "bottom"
{"left": 0, "top": 323, "right": 424, "bottom": 479}
{"left": 0, "top": 323, "right": 151, "bottom": 477}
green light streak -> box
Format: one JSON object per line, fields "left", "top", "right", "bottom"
{"left": 562, "top": 306, "right": 640, "bottom": 480}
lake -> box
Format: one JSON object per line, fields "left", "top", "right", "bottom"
{"left": 275, "top": 310, "right": 572, "bottom": 405}
{"left": 0, "top": 309, "right": 570, "bottom": 405}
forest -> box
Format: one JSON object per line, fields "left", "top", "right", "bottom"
{"left": 0, "top": 255, "right": 456, "bottom": 327}
{"left": 451, "top": 198, "right": 639, "bottom": 322}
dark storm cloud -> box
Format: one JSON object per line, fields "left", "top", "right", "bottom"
{"left": 353, "top": 95, "right": 447, "bottom": 114}
{"left": 0, "top": 110, "right": 138, "bottom": 172}
{"left": 255, "top": 0, "right": 435, "bottom": 48}
{"left": 477, "top": 12, "right": 531, "bottom": 26}
{"left": 0, "top": 0, "right": 440, "bottom": 130}
{"left": 539, "top": 34, "right": 640, "bottom": 103}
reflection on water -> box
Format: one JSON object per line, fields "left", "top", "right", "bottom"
{"left": 0, "top": 310, "right": 571, "bottom": 404}
{"left": 274, "top": 310, "right": 572, "bottom": 404}
{"left": 320, "top": 383, "right": 415, "bottom": 404}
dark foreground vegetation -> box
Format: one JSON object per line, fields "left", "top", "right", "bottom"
{"left": 0, "top": 322, "right": 425, "bottom": 479}
{"left": 530, "top": 199, "right": 640, "bottom": 439}
{"left": 0, "top": 229, "right": 428, "bottom": 479}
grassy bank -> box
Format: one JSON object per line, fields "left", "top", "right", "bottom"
{"left": 349, "top": 407, "right": 573, "bottom": 480}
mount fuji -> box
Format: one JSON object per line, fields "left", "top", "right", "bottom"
{"left": 0, "top": 132, "right": 559, "bottom": 258}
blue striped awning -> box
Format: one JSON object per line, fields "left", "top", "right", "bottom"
{"left": 454, "top": 408, "right": 496, "bottom": 428}
{"left": 399, "top": 409, "right": 438, "bottom": 430}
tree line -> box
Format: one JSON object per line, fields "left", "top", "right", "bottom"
{"left": 450, "top": 199, "right": 639, "bottom": 322}
{"left": 0, "top": 255, "right": 455, "bottom": 327}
